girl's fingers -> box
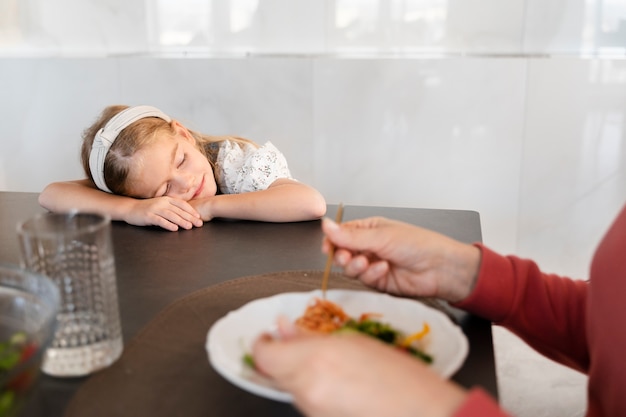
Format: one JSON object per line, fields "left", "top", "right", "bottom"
{"left": 169, "top": 199, "right": 202, "bottom": 219}
{"left": 159, "top": 201, "right": 203, "bottom": 229}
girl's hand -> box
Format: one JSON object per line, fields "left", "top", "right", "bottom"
{"left": 321, "top": 217, "right": 481, "bottom": 303}
{"left": 125, "top": 197, "right": 203, "bottom": 231}
{"left": 188, "top": 197, "right": 216, "bottom": 222}
{"left": 252, "top": 330, "right": 467, "bottom": 417}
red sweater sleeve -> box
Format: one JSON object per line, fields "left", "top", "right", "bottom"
{"left": 451, "top": 204, "right": 626, "bottom": 416}
{"left": 454, "top": 245, "right": 589, "bottom": 373}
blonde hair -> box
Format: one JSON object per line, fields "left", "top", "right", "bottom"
{"left": 81, "top": 105, "right": 256, "bottom": 195}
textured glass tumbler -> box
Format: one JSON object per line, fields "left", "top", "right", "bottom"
{"left": 17, "top": 212, "right": 123, "bottom": 377}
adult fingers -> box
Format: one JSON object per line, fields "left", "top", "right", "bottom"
{"left": 251, "top": 334, "right": 310, "bottom": 383}
{"left": 321, "top": 217, "right": 392, "bottom": 255}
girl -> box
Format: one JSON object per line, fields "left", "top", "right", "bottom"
{"left": 39, "top": 105, "right": 327, "bottom": 231}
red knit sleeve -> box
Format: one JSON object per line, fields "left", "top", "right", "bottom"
{"left": 454, "top": 244, "right": 590, "bottom": 373}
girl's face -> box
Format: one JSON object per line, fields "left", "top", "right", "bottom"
{"left": 125, "top": 122, "right": 218, "bottom": 201}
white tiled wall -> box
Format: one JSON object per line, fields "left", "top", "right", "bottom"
{"left": 4, "top": 0, "right": 624, "bottom": 56}
{"left": 1, "top": 1, "right": 625, "bottom": 416}
{"left": 519, "top": 58, "right": 626, "bottom": 277}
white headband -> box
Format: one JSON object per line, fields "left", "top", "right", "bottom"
{"left": 89, "top": 105, "right": 172, "bottom": 193}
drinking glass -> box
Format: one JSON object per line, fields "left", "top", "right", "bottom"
{"left": 16, "top": 212, "right": 123, "bottom": 377}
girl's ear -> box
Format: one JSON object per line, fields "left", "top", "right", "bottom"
{"left": 171, "top": 120, "right": 195, "bottom": 143}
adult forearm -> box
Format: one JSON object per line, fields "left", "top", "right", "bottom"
{"left": 454, "top": 245, "right": 589, "bottom": 372}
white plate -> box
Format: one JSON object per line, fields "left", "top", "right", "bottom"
{"left": 206, "top": 289, "right": 468, "bottom": 402}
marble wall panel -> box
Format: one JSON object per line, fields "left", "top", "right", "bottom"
{"left": 313, "top": 57, "right": 526, "bottom": 252}
{"left": 0, "top": 58, "right": 120, "bottom": 191}
{"left": 10, "top": 0, "right": 149, "bottom": 55}
{"left": 8, "top": 0, "right": 626, "bottom": 56}
{"left": 518, "top": 57, "right": 626, "bottom": 277}
{"left": 204, "top": 0, "right": 327, "bottom": 54}
{"left": 524, "top": 0, "right": 626, "bottom": 54}
{"left": 323, "top": 0, "right": 525, "bottom": 54}
{"left": 113, "top": 57, "right": 317, "bottom": 183}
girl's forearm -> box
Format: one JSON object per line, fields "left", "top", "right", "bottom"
{"left": 38, "top": 180, "right": 136, "bottom": 221}
{"left": 196, "top": 179, "right": 326, "bottom": 222}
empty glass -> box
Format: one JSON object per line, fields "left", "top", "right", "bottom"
{"left": 16, "top": 212, "right": 123, "bottom": 377}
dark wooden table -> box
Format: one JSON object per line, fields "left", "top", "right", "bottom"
{"left": 0, "top": 192, "right": 498, "bottom": 416}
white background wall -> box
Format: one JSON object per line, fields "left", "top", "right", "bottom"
{"left": 1, "top": 1, "right": 625, "bottom": 415}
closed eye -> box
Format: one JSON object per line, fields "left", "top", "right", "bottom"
{"left": 163, "top": 154, "right": 185, "bottom": 196}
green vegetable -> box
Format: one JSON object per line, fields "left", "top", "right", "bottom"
{"left": 406, "top": 346, "right": 433, "bottom": 364}
{"left": 0, "top": 331, "right": 37, "bottom": 417}
{"left": 0, "top": 332, "right": 27, "bottom": 372}
{"left": 241, "top": 318, "right": 434, "bottom": 368}
{"left": 0, "top": 391, "right": 15, "bottom": 416}
{"left": 242, "top": 353, "right": 256, "bottom": 369}
{"left": 341, "top": 319, "right": 399, "bottom": 344}
{"left": 338, "top": 319, "right": 433, "bottom": 364}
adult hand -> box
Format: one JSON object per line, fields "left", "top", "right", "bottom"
{"left": 125, "top": 197, "right": 203, "bottom": 231}
{"left": 321, "top": 217, "right": 481, "bottom": 303}
{"left": 252, "top": 326, "right": 467, "bottom": 417}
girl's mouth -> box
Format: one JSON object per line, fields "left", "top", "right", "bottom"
{"left": 192, "top": 176, "right": 205, "bottom": 199}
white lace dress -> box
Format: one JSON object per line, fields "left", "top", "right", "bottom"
{"left": 214, "top": 140, "right": 293, "bottom": 194}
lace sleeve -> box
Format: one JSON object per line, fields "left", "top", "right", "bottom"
{"left": 215, "top": 141, "right": 293, "bottom": 194}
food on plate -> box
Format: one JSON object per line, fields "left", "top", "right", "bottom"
{"left": 243, "top": 297, "right": 433, "bottom": 368}
{"left": 295, "top": 298, "right": 349, "bottom": 333}
{"left": 296, "top": 298, "right": 433, "bottom": 363}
